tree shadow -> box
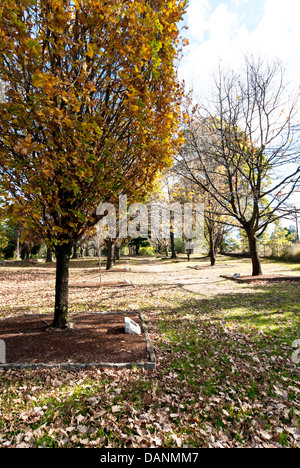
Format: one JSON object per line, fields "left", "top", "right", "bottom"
{"left": 139, "top": 281, "right": 300, "bottom": 340}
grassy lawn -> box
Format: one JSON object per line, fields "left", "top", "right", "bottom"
{"left": 0, "top": 256, "right": 299, "bottom": 448}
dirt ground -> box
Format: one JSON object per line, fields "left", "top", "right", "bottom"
{"left": 123, "top": 256, "right": 300, "bottom": 295}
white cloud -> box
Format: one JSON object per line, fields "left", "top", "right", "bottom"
{"left": 250, "top": 0, "right": 300, "bottom": 78}
{"left": 186, "top": 0, "right": 210, "bottom": 42}
{"left": 179, "top": 0, "right": 300, "bottom": 95}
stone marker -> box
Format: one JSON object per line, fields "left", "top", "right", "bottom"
{"left": 125, "top": 317, "right": 141, "bottom": 335}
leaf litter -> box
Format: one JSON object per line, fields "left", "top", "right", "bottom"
{"left": 0, "top": 258, "right": 299, "bottom": 448}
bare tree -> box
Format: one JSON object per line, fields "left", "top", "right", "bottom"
{"left": 177, "top": 56, "right": 300, "bottom": 276}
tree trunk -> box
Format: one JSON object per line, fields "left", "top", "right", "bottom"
{"left": 170, "top": 231, "right": 177, "bottom": 259}
{"left": 208, "top": 228, "right": 216, "bottom": 267}
{"left": 114, "top": 245, "right": 120, "bottom": 261}
{"left": 209, "top": 251, "right": 216, "bottom": 267}
{"left": 72, "top": 243, "right": 78, "bottom": 259}
{"left": 52, "top": 243, "right": 72, "bottom": 329}
{"left": 106, "top": 239, "right": 114, "bottom": 270}
{"left": 46, "top": 246, "right": 53, "bottom": 263}
{"left": 209, "top": 242, "right": 216, "bottom": 267}
{"left": 246, "top": 231, "right": 262, "bottom": 276}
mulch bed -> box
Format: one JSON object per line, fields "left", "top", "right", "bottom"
{"left": 0, "top": 313, "right": 150, "bottom": 366}
{"left": 221, "top": 274, "right": 300, "bottom": 283}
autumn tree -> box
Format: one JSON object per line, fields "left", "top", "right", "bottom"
{"left": 177, "top": 57, "right": 300, "bottom": 276}
{"left": 0, "top": 0, "right": 186, "bottom": 328}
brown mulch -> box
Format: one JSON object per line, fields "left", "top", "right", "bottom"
{"left": 221, "top": 274, "right": 300, "bottom": 283}
{"left": 0, "top": 313, "right": 149, "bottom": 365}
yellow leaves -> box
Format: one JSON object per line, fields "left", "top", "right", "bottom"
{"left": 166, "top": 112, "right": 175, "bottom": 122}
{"left": 32, "top": 72, "right": 46, "bottom": 88}
{"left": 86, "top": 43, "right": 97, "bottom": 59}
{"left": 93, "top": 122, "right": 103, "bottom": 135}
{"left": 0, "top": 0, "right": 185, "bottom": 244}
{"left": 25, "top": 38, "right": 41, "bottom": 55}
{"left": 131, "top": 105, "right": 140, "bottom": 115}
{"left": 182, "top": 112, "right": 190, "bottom": 124}
{"left": 32, "top": 72, "right": 59, "bottom": 98}
{"left": 177, "top": 134, "right": 185, "bottom": 147}
{"left": 73, "top": 0, "right": 80, "bottom": 9}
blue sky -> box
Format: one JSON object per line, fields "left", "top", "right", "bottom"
{"left": 179, "top": 0, "right": 300, "bottom": 96}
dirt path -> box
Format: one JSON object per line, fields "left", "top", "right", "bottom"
{"left": 123, "top": 256, "right": 300, "bottom": 296}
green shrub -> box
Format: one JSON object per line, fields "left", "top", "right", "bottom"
{"left": 139, "top": 246, "right": 154, "bottom": 255}
{"left": 120, "top": 246, "right": 129, "bottom": 255}
{"left": 174, "top": 238, "right": 185, "bottom": 253}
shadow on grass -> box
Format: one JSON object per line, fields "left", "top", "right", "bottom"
{"left": 141, "top": 282, "right": 300, "bottom": 343}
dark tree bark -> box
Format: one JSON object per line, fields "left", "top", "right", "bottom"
{"left": 52, "top": 243, "right": 72, "bottom": 329}
{"left": 246, "top": 230, "right": 262, "bottom": 276}
{"left": 72, "top": 243, "right": 78, "bottom": 259}
{"left": 114, "top": 244, "right": 120, "bottom": 261}
{"left": 209, "top": 235, "right": 216, "bottom": 267}
{"left": 106, "top": 239, "right": 115, "bottom": 270}
{"left": 46, "top": 246, "right": 53, "bottom": 263}
{"left": 170, "top": 230, "right": 177, "bottom": 259}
